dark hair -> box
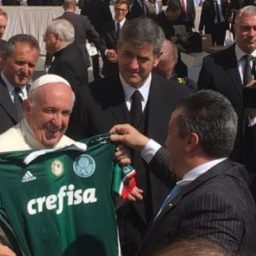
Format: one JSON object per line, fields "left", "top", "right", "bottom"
{"left": 166, "top": 0, "right": 181, "bottom": 12}
{"left": 175, "top": 90, "right": 238, "bottom": 158}
{"left": 5, "top": 34, "right": 40, "bottom": 58}
{"left": 118, "top": 17, "right": 165, "bottom": 55}
{"left": 115, "top": 0, "right": 129, "bottom": 7}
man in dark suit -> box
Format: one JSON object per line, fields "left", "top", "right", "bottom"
{"left": 199, "top": 0, "right": 229, "bottom": 46}
{"left": 81, "top": 0, "right": 112, "bottom": 80}
{"left": 110, "top": 90, "right": 256, "bottom": 256}
{"left": 155, "top": 0, "right": 182, "bottom": 40}
{"left": 99, "top": 0, "right": 129, "bottom": 78}
{"left": 126, "top": 0, "right": 148, "bottom": 20}
{"left": 0, "top": 34, "right": 40, "bottom": 134}
{"left": 66, "top": 17, "right": 191, "bottom": 256}
{"left": 198, "top": 6, "right": 256, "bottom": 195}
{"left": 44, "top": 19, "right": 88, "bottom": 92}
{"left": 173, "top": 0, "right": 195, "bottom": 31}
{"left": 144, "top": 0, "right": 162, "bottom": 19}
{"left": 45, "top": 0, "right": 100, "bottom": 82}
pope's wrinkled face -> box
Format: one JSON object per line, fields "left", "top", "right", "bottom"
{"left": 236, "top": 14, "right": 256, "bottom": 53}
{"left": 118, "top": 41, "right": 160, "bottom": 88}
{"left": 24, "top": 83, "right": 74, "bottom": 148}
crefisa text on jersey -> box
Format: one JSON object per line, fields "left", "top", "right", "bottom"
{"left": 27, "top": 184, "right": 97, "bottom": 215}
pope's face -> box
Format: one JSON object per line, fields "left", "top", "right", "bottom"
{"left": 25, "top": 83, "right": 74, "bottom": 148}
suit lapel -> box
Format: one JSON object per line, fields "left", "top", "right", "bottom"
{"left": 109, "top": 21, "right": 117, "bottom": 41}
{"left": 154, "top": 159, "right": 232, "bottom": 223}
{"left": 105, "top": 77, "right": 130, "bottom": 123}
{"left": 0, "top": 77, "right": 20, "bottom": 122}
{"left": 223, "top": 45, "right": 243, "bottom": 96}
{"left": 145, "top": 75, "right": 165, "bottom": 136}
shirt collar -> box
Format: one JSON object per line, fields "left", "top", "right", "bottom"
{"left": 235, "top": 44, "right": 256, "bottom": 62}
{"left": 1, "top": 72, "right": 27, "bottom": 100}
{"left": 116, "top": 18, "right": 126, "bottom": 27}
{"left": 119, "top": 73, "right": 151, "bottom": 103}
{"left": 177, "top": 158, "right": 226, "bottom": 187}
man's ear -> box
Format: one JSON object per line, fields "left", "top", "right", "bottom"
{"left": 185, "top": 132, "right": 199, "bottom": 151}
{"left": 153, "top": 54, "right": 161, "bottom": 67}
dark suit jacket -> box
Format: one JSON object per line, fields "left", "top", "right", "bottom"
{"left": 155, "top": 11, "right": 175, "bottom": 40}
{"left": 144, "top": 0, "right": 162, "bottom": 19}
{"left": 198, "top": 0, "right": 229, "bottom": 34}
{"left": 127, "top": 0, "right": 148, "bottom": 20}
{"left": 48, "top": 43, "right": 87, "bottom": 92}
{"left": 0, "top": 76, "right": 21, "bottom": 134}
{"left": 198, "top": 45, "right": 244, "bottom": 162}
{"left": 57, "top": 11, "right": 100, "bottom": 68}
{"left": 136, "top": 159, "right": 256, "bottom": 256}
{"left": 99, "top": 20, "right": 125, "bottom": 77}
{"left": 197, "top": 44, "right": 256, "bottom": 192}
{"left": 80, "top": 0, "right": 112, "bottom": 34}
{"left": 66, "top": 74, "right": 190, "bottom": 254}
{"left": 173, "top": 0, "right": 195, "bottom": 30}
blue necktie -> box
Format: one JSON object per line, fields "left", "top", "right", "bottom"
{"left": 154, "top": 184, "right": 181, "bottom": 220}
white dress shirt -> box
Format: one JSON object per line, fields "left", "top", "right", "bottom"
{"left": 1, "top": 73, "right": 27, "bottom": 102}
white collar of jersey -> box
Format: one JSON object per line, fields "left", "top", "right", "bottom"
{"left": 24, "top": 142, "right": 87, "bottom": 165}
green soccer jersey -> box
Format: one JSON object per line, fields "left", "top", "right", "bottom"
{"left": 0, "top": 133, "right": 135, "bottom": 256}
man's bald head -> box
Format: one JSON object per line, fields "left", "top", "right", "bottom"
{"left": 153, "top": 39, "right": 178, "bottom": 79}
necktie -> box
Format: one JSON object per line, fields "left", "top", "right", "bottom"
{"left": 130, "top": 90, "right": 142, "bottom": 128}
{"left": 116, "top": 22, "right": 120, "bottom": 38}
{"left": 214, "top": 1, "right": 221, "bottom": 23}
{"left": 243, "top": 55, "right": 253, "bottom": 86}
{"left": 13, "top": 87, "right": 23, "bottom": 121}
{"left": 154, "top": 184, "right": 181, "bottom": 220}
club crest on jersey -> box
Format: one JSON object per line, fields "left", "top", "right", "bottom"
{"left": 73, "top": 154, "right": 96, "bottom": 178}
{"left": 51, "top": 160, "right": 64, "bottom": 177}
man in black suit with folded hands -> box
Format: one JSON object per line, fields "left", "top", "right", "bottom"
{"left": 99, "top": 0, "right": 129, "bottom": 78}
{"left": 110, "top": 90, "right": 256, "bottom": 256}
{"left": 67, "top": 17, "right": 191, "bottom": 256}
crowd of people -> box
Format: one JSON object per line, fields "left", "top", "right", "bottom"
{"left": 0, "top": 0, "right": 255, "bottom": 256}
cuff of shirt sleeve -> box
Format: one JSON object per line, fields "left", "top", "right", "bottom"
{"left": 248, "top": 116, "right": 256, "bottom": 127}
{"left": 140, "top": 139, "right": 161, "bottom": 163}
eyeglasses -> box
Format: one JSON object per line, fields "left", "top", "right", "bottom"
{"left": 114, "top": 8, "right": 128, "bottom": 12}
